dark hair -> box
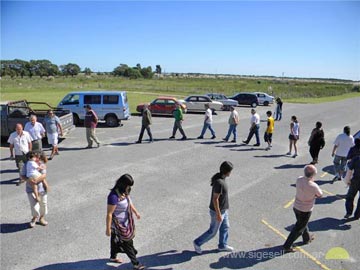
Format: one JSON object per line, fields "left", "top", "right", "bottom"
{"left": 355, "top": 138, "right": 360, "bottom": 148}
{"left": 111, "top": 174, "right": 134, "bottom": 195}
{"left": 344, "top": 126, "right": 350, "bottom": 136}
{"left": 266, "top": 111, "right": 272, "bottom": 116}
{"left": 316, "top": 121, "right": 322, "bottom": 129}
{"left": 211, "top": 161, "right": 233, "bottom": 186}
{"left": 84, "top": 104, "right": 92, "bottom": 109}
{"left": 26, "top": 151, "right": 37, "bottom": 160}
{"left": 291, "top": 115, "right": 297, "bottom": 122}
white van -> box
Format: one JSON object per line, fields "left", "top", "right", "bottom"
{"left": 58, "top": 91, "right": 130, "bottom": 127}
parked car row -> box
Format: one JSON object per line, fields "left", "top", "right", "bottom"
{"left": 54, "top": 90, "right": 275, "bottom": 127}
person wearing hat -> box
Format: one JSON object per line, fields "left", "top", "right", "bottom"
{"left": 84, "top": 105, "right": 101, "bottom": 148}
{"left": 223, "top": 106, "right": 239, "bottom": 143}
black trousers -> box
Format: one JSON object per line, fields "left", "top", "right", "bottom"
{"left": 110, "top": 231, "right": 139, "bottom": 265}
{"left": 345, "top": 177, "right": 360, "bottom": 218}
{"left": 283, "top": 208, "right": 312, "bottom": 249}
{"left": 172, "top": 120, "right": 186, "bottom": 137}
{"left": 309, "top": 145, "right": 321, "bottom": 161}
{"left": 138, "top": 125, "right": 153, "bottom": 142}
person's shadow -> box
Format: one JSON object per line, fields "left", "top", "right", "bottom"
{"left": 33, "top": 250, "right": 203, "bottom": 270}
{"left": 210, "top": 245, "right": 284, "bottom": 269}
{"left": 1, "top": 223, "right": 30, "bottom": 233}
{"left": 285, "top": 217, "right": 351, "bottom": 232}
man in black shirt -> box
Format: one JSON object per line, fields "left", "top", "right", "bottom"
{"left": 193, "top": 161, "right": 234, "bottom": 254}
{"left": 345, "top": 155, "right": 360, "bottom": 219}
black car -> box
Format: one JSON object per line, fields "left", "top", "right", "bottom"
{"left": 229, "top": 92, "right": 259, "bottom": 107}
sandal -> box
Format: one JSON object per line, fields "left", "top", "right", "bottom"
{"left": 109, "top": 258, "right": 123, "bottom": 263}
{"left": 133, "top": 263, "right": 145, "bottom": 270}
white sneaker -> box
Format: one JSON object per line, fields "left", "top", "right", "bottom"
{"left": 193, "top": 241, "right": 202, "bottom": 254}
{"left": 218, "top": 245, "right": 234, "bottom": 252}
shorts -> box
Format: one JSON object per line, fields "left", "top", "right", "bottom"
{"left": 264, "top": 132, "right": 273, "bottom": 143}
{"left": 289, "top": 134, "right": 298, "bottom": 141}
{"left": 333, "top": 155, "right": 347, "bottom": 173}
{"left": 47, "top": 132, "right": 58, "bottom": 146}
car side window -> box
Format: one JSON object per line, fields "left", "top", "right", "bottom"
{"left": 188, "top": 97, "right": 197, "bottom": 102}
{"left": 167, "top": 100, "right": 176, "bottom": 105}
{"left": 153, "top": 99, "right": 166, "bottom": 105}
{"left": 62, "top": 94, "right": 79, "bottom": 105}
{"left": 84, "top": 95, "right": 101, "bottom": 104}
{"left": 103, "top": 95, "right": 119, "bottom": 104}
{"left": 198, "top": 97, "right": 209, "bottom": 102}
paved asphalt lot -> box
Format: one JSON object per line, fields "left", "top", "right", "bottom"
{"left": 1, "top": 97, "right": 360, "bottom": 270}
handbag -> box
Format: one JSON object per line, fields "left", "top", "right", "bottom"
{"left": 112, "top": 197, "right": 135, "bottom": 242}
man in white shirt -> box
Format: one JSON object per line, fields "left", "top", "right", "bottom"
{"left": 242, "top": 109, "right": 260, "bottom": 146}
{"left": 332, "top": 126, "right": 355, "bottom": 181}
{"left": 7, "top": 123, "right": 32, "bottom": 185}
{"left": 24, "top": 115, "right": 45, "bottom": 152}
{"left": 197, "top": 104, "right": 216, "bottom": 139}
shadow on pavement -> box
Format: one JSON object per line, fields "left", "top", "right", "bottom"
{"left": 274, "top": 164, "right": 307, "bottom": 169}
{"left": 285, "top": 217, "right": 351, "bottom": 232}
{"left": 1, "top": 223, "right": 30, "bottom": 233}
{"left": 322, "top": 165, "right": 334, "bottom": 175}
{"left": 253, "top": 154, "right": 286, "bottom": 158}
{"left": 315, "top": 195, "right": 344, "bottom": 205}
{"left": 209, "top": 245, "right": 284, "bottom": 269}
{"left": 0, "top": 178, "right": 20, "bottom": 185}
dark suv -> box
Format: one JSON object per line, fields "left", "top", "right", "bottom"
{"left": 229, "top": 92, "right": 259, "bottom": 107}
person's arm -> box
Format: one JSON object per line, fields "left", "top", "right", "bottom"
{"left": 290, "top": 122, "right": 294, "bottom": 134}
{"left": 332, "top": 145, "right": 338, "bottom": 157}
{"left": 106, "top": 204, "right": 116, "bottom": 236}
{"left": 28, "top": 141, "right": 32, "bottom": 151}
{"left": 212, "top": 192, "right": 222, "bottom": 222}
{"left": 130, "top": 202, "right": 141, "bottom": 219}
{"left": 9, "top": 144, "right": 14, "bottom": 159}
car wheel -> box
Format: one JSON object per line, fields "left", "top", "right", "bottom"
{"left": 105, "top": 115, "right": 119, "bottom": 127}
{"left": 73, "top": 113, "right": 80, "bottom": 126}
{"left": 263, "top": 101, "right": 269, "bottom": 106}
{"left": 251, "top": 102, "right": 257, "bottom": 108}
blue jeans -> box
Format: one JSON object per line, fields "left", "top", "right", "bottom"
{"left": 200, "top": 123, "right": 216, "bottom": 137}
{"left": 245, "top": 124, "right": 260, "bottom": 144}
{"left": 225, "top": 124, "right": 237, "bottom": 141}
{"left": 194, "top": 209, "right": 230, "bottom": 248}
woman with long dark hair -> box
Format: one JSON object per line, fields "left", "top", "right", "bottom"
{"left": 105, "top": 174, "right": 144, "bottom": 269}
{"left": 193, "top": 161, "right": 234, "bottom": 254}
{"left": 287, "top": 115, "right": 300, "bottom": 158}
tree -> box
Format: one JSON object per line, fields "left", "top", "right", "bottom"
{"left": 156, "top": 65, "right": 162, "bottom": 74}
{"left": 84, "top": 67, "right": 92, "bottom": 75}
{"left": 113, "top": 64, "right": 129, "bottom": 76}
{"left": 127, "top": 68, "right": 142, "bottom": 79}
{"left": 141, "top": 66, "right": 154, "bottom": 79}
{"left": 61, "top": 63, "right": 81, "bottom": 77}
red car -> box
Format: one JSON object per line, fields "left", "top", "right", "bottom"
{"left": 136, "top": 97, "right": 187, "bottom": 115}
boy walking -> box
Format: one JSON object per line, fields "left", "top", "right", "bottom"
{"left": 193, "top": 161, "right": 234, "bottom": 254}
{"left": 264, "top": 111, "right": 274, "bottom": 150}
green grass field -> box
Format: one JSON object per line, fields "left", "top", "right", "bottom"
{"left": 1, "top": 75, "right": 359, "bottom": 112}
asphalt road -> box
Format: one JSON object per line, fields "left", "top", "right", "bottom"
{"left": 1, "top": 97, "right": 360, "bottom": 270}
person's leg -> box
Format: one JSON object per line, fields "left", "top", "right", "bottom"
{"left": 90, "top": 128, "right": 100, "bottom": 144}
{"left": 199, "top": 123, "right": 208, "bottom": 138}
{"left": 244, "top": 128, "right": 255, "bottom": 143}
{"left": 110, "top": 231, "right": 123, "bottom": 261}
{"left": 208, "top": 124, "right": 216, "bottom": 137}
{"left": 288, "top": 140, "right": 293, "bottom": 154}
{"left": 333, "top": 155, "right": 341, "bottom": 179}
{"left": 293, "top": 140, "right": 298, "bottom": 155}
{"left": 353, "top": 183, "right": 360, "bottom": 218}
{"left": 27, "top": 192, "right": 40, "bottom": 227}
{"left": 218, "top": 211, "right": 230, "bottom": 249}
{"left": 145, "top": 126, "right": 153, "bottom": 141}
{"left": 86, "top": 128, "right": 92, "bottom": 147}
{"left": 15, "top": 155, "right": 27, "bottom": 184}
{"left": 39, "top": 193, "right": 48, "bottom": 225}
{"left": 232, "top": 125, "right": 237, "bottom": 141}
{"left": 339, "top": 157, "right": 347, "bottom": 179}
{"left": 254, "top": 126, "right": 260, "bottom": 145}
{"left": 194, "top": 210, "right": 221, "bottom": 247}
{"left": 137, "top": 125, "right": 146, "bottom": 142}
{"left": 224, "top": 125, "right": 232, "bottom": 141}
{"left": 283, "top": 209, "right": 311, "bottom": 249}
{"left": 171, "top": 121, "right": 178, "bottom": 137}
{"left": 345, "top": 181, "right": 358, "bottom": 216}
{"left": 178, "top": 122, "right": 186, "bottom": 138}
{"left": 121, "top": 240, "right": 140, "bottom": 266}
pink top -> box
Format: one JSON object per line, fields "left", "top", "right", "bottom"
{"left": 293, "top": 176, "right": 323, "bottom": 212}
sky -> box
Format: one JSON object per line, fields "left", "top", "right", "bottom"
{"left": 1, "top": 0, "right": 360, "bottom": 80}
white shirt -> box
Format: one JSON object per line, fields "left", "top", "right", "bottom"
{"left": 334, "top": 133, "right": 355, "bottom": 157}
{"left": 26, "top": 160, "right": 41, "bottom": 178}
{"left": 24, "top": 122, "right": 45, "bottom": 141}
{"left": 251, "top": 113, "right": 260, "bottom": 125}
{"left": 204, "top": 108, "right": 213, "bottom": 124}
{"left": 7, "top": 131, "right": 32, "bottom": 155}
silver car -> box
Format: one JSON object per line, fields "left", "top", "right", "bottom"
{"left": 205, "top": 93, "right": 238, "bottom": 111}
{"left": 253, "top": 92, "right": 274, "bottom": 106}
{"left": 181, "top": 95, "right": 223, "bottom": 112}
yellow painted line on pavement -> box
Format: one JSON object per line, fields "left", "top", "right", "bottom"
{"left": 284, "top": 198, "right": 295, "bottom": 209}
{"left": 320, "top": 172, "right": 328, "bottom": 178}
{"left": 322, "top": 189, "right": 346, "bottom": 201}
{"left": 261, "top": 219, "right": 331, "bottom": 270}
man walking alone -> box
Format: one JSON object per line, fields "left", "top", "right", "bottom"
{"left": 136, "top": 104, "right": 153, "bottom": 143}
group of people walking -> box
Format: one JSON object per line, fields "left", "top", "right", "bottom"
{"left": 6, "top": 99, "right": 359, "bottom": 270}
